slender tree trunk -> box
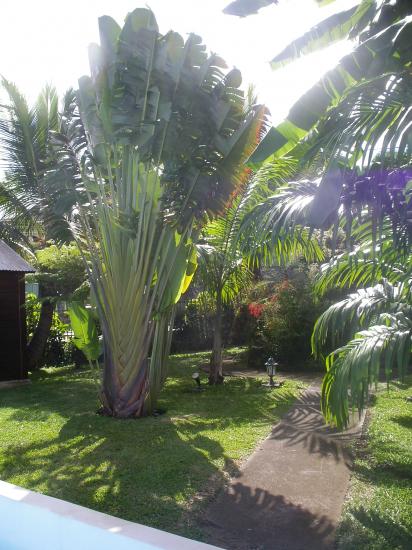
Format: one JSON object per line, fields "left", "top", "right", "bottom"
{"left": 209, "top": 296, "right": 224, "bottom": 385}
{"left": 145, "top": 308, "right": 175, "bottom": 414}
{"left": 26, "top": 299, "right": 55, "bottom": 370}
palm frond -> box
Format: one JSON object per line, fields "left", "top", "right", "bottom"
{"left": 312, "top": 279, "right": 411, "bottom": 360}
{"left": 322, "top": 312, "right": 412, "bottom": 427}
{"left": 240, "top": 175, "right": 324, "bottom": 264}
{"left": 316, "top": 236, "right": 412, "bottom": 295}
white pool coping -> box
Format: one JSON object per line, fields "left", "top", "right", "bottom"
{"left": 0, "top": 480, "right": 221, "bottom": 549}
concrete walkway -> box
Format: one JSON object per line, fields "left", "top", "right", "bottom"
{"left": 202, "top": 383, "right": 364, "bottom": 550}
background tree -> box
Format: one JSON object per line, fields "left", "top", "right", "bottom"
{"left": 0, "top": 81, "right": 78, "bottom": 367}
{"left": 197, "top": 157, "right": 323, "bottom": 383}
{"left": 196, "top": 192, "right": 254, "bottom": 384}
{"left": 27, "top": 243, "right": 87, "bottom": 369}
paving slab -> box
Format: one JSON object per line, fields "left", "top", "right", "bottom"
{"left": 202, "top": 383, "right": 364, "bottom": 550}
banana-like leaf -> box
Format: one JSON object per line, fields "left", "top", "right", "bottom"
{"left": 223, "top": 0, "right": 278, "bottom": 17}
{"left": 250, "top": 16, "right": 412, "bottom": 164}
{"left": 68, "top": 301, "right": 100, "bottom": 361}
{"left": 271, "top": 1, "right": 375, "bottom": 70}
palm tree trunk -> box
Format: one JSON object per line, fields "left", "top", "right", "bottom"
{"left": 27, "top": 299, "right": 55, "bottom": 370}
{"left": 209, "top": 296, "right": 224, "bottom": 385}
{"left": 99, "top": 320, "right": 154, "bottom": 418}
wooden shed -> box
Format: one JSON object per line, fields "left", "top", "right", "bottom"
{"left": 0, "top": 240, "right": 35, "bottom": 382}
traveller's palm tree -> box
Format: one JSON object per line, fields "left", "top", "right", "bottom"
{"left": 47, "top": 8, "right": 267, "bottom": 417}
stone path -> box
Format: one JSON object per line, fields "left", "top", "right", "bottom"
{"left": 202, "top": 383, "right": 365, "bottom": 550}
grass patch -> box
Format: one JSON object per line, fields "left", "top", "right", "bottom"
{"left": 337, "top": 376, "right": 412, "bottom": 549}
{"left": 0, "top": 348, "right": 302, "bottom": 539}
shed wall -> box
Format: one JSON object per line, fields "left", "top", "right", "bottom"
{"left": 0, "top": 272, "right": 27, "bottom": 381}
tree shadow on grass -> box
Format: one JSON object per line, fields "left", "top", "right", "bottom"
{"left": 336, "top": 413, "right": 412, "bottom": 548}
{"left": 0, "top": 411, "right": 238, "bottom": 539}
{"left": 0, "top": 368, "right": 299, "bottom": 539}
{"left": 391, "top": 413, "right": 412, "bottom": 430}
{"left": 338, "top": 508, "right": 412, "bottom": 550}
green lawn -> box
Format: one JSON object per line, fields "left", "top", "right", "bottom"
{"left": 337, "top": 376, "right": 412, "bottom": 549}
{"left": 0, "top": 349, "right": 301, "bottom": 539}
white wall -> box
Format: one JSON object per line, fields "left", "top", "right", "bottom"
{"left": 0, "top": 481, "right": 220, "bottom": 550}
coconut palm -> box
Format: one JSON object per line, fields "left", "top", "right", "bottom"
{"left": 47, "top": 8, "right": 267, "bottom": 417}
{"left": 0, "top": 80, "right": 77, "bottom": 368}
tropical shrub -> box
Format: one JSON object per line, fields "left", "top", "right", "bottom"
{"left": 33, "top": 244, "right": 86, "bottom": 299}
{"left": 258, "top": 279, "right": 319, "bottom": 363}
{"left": 24, "top": 243, "right": 88, "bottom": 369}
{"left": 241, "top": 265, "right": 326, "bottom": 368}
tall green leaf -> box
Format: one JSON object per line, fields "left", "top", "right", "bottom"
{"left": 68, "top": 302, "right": 100, "bottom": 362}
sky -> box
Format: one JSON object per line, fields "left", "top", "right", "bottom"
{"left": 0, "top": 0, "right": 357, "bottom": 125}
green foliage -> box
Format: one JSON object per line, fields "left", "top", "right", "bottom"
{"left": 312, "top": 280, "right": 410, "bottom": 358}
{"left": 67, "top": 302, "right": 100, "bottom": 362}
{"left": 30, "top": 243, "right": 87, "bottom": 300}
{"left": 315, "top": 237, "right": 412, "bottom": 295}
{"left": 195, "top": 158, "right": 323, "bottom": 359}
{"left": 239, "top": 0, "right": 412, "bottom": 427}
{"left": 250, "top": 0, "right": 412, "bottom": 164}
{"left": 312, "top": 280, "right": 412, "bottom": 427}
{"left": 270, "top": 1, "right": 376, "bottom": 70}
{"left": 45, "top": 7, "right": 267, "bottom": 416}
{"left": 172, "top": 299, "right": 238, "bottom": 354}
{"left": 224, "top": 0, "right": 336, "bottom": 18}
{"left": 171, "top": 301, "right": 213, "bottom": 353}
{"left": 243, "top": 266, "right": 325, "bottom": 367}
{"left": 223, "top": 0, "right": 278, "bottom": 17}
{"left": 259, "top": 279, "right": 320, "bottom": 363}
{"left": 0, "top": 80, "right": 72, "bottom": 244}
{"left": 240, "top": 175, "right": 325, "bottom": 262}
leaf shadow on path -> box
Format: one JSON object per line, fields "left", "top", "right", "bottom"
{"left": 202, "top": 481, "right": 336, "bottom": 550}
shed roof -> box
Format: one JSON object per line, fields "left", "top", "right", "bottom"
{"left": 0, "top": 240, "right": 35, "bottom": 273}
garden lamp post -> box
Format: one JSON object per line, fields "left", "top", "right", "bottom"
{"left": 264, "top": 357, "right": 278, "bottom": 388}
{"left": 192, "top": 372, "right": 205, "bottom": 392}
